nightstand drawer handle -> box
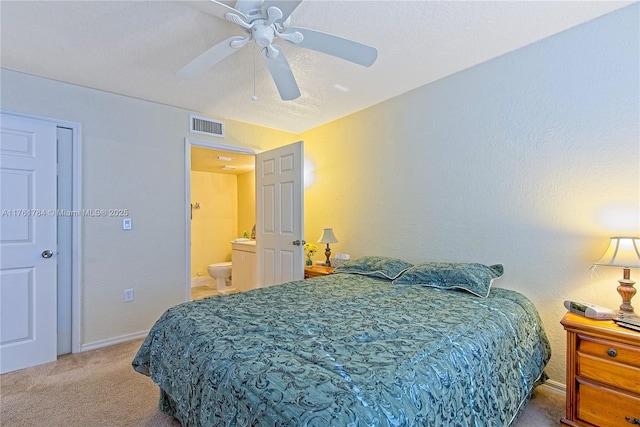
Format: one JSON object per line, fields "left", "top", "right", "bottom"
{"left": 626, "top": 417, "right": 640, "bottom": 424}
{"left": 607, "top": 348, "right": 618, "bottom": 357}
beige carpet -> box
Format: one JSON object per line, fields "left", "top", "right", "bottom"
{"left": 1, "top": 339, "right": 564, "bottom": 426}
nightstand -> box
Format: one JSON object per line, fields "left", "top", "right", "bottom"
{"left": 304, "top": 265, "right": 334, "bottom": 279}
{"left": 560, "top": 312, "right": 640, "bottom": 426}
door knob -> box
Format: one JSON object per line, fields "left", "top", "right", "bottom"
{"left": 42, "top": 250, "right": 53, "bottom": 258}
{"left": 292, "top": 240, "right": 306, "bottom": 246}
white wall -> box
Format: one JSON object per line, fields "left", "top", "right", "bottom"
{"left": 301, "top": 4, "right": 639, "bottom": 384}
{"left": 0, "top": 69, "right": 296, "bottom": 347}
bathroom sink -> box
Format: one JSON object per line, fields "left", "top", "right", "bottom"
{"left": 231, "top": 239, "right": 256, "bottom": 245}
{"left": 232, "top": 240, "right": 256, "bottom": 252}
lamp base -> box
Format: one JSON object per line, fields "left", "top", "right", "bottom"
{"left": 617, "top": 267, "right": 636, "bottom": 314}
{"left": 324, "top": 244, "right": 332, "bottom": 267}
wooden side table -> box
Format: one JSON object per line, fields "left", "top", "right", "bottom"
{"left": 304, "top": 265, "right": 335, "bottom": 279}
{"left": 560, "top": 312, "right": 640, "bottom": 426}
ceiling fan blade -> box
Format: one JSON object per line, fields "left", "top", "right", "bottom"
{"left": 186, "top": 0, "right": 248, "bottom": 22}
{"left": 262, "top": 0, "right": 302, "bottom": 23}
{"left": 262, "top": 45, "right": 300, "bottom": 101}
{"left": 285, "top": 27, "right": 378, "bottom": 67}
{"left": 178, "top": 36, "right": 246, "bottom": 79}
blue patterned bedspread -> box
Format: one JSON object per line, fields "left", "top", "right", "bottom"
{"left": 133, "top": 273, "right": 550, "bottom": 426}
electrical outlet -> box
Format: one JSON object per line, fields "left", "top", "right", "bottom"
{"left": 124, "top": 288, "right": 134, "bottom": 302}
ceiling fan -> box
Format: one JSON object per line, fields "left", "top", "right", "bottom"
{"left": 179, "top": 0, "right": 378, "bottom": 101}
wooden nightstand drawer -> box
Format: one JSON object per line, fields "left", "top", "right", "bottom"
{"left": 578, "top": 352, "right": 640, "bottom": 393}
{"left": 577, "top": 380, "right": 640, "bottom": 427}
{"left": 578, "top": 335, "right": 640, "bottom": 367}
{"left": 577, "top": 334, "right": 640, "bottom": 394}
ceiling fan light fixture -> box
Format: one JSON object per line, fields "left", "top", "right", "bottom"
{"left": 252, "top": 23, "right": 275, "bottom": 47}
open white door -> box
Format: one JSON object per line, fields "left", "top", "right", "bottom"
{"left": 256, "top": 141, "right": 304, "bottom": 287}
{"left": 1, "top": 113, "right": 57, "bottom": 373}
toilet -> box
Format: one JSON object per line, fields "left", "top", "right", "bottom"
{"left": 207, "top": 262, "right": 234, "bottom": 293}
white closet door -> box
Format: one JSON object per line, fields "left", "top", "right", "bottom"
{"left": 1, "top": 113, "right": 57, "bottom": 373}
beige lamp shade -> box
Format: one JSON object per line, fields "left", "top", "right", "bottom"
{"left": 318, "top": 228, "right": 339, "bottom": 244}
{"left": 594, "top": 237, "right": 640, "bottom": 314}
{"left": 594, "top": 237, "right": 640, "bottom": 268}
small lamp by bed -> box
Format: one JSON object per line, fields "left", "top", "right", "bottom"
{"left": 318, "top": 228, "right": 339, "bottom": 267}
{"left": 593, "top": 237, "right": 640, "bottom": 316}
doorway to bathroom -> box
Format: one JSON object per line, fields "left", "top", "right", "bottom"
{"left": 186, "top": 139, "right": 257, "bottom": 301}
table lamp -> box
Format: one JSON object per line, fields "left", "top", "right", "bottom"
{"left": 318, "top": 228, "right": 339, "bottom": 266}
{"left": 593, "top": 237, "right": 640, "bottom": 315}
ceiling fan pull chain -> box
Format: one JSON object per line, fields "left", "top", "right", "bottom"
{"left": 251, "top": 45, "right": 258, "bottom": 101}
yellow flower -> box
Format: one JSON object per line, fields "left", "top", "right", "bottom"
{"left": 304, "top": 243, "right": 317, "bottom": 256}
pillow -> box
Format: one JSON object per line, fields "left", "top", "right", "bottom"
{"left": 334, "top": 256, "right": 413, "bottom": 280}
{"left": 392, "top": 262, "right": 503, "bottom": 298}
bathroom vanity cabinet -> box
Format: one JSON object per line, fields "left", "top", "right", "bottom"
{"left": 232, "top": 241, "right": 256, "bottom": 292}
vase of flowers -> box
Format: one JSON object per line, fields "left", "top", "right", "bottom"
{"left": 304, "top": 243, "right": 317, "bottom": 266}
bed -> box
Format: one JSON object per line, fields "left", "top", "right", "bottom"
{"left": 133, "top": 258, "right": 551, "bottom": 427}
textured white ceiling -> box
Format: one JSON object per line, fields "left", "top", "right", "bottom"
{"left": 0, "top": 1, "right": 632, "bottom": 133}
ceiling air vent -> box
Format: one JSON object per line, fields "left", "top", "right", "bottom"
{"left": 190, "top": 114, "right": 224, "bottom": 138}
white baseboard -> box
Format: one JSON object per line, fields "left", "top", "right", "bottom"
{"left": 540, "top": 379, "right": 566, "bottom": 394}
{"left": 79, "top": 330, "right": 149, "bottom": 352}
